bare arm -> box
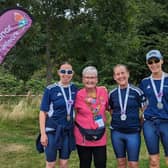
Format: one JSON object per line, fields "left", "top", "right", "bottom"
{"left": 39, "top": 111, "right": 48, "bottom": 147}
{"left": 140, "top": 105, "right": 147, "bottom": 125}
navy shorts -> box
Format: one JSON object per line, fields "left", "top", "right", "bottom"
{"left": 111, "top": 130, "right": 141, "bottom": 161}
{"left": 143, "top": 119, "right": 168, "bottom": 156}
{"left": 44, "top": 132, "right": 71, "bottom": 162}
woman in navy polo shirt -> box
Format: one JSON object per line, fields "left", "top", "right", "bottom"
{"left": 109, "top": 64, "right": 146, "bottom": 168}
{"left": 39, "top": 62, "right": 78, "bottom": 168}
{"left": 139, "top": 50, "right": 168, "bottom": 168}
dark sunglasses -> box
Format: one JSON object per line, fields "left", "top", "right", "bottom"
{"left": 59, "top": 69, "right": 73, "bottom": 74}
{"left": 147, "top": 59, "right": 160, "bottom": 65}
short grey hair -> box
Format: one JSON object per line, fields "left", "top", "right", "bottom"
{"left": 82, "top": 66, "right": 98, "bottom": 77}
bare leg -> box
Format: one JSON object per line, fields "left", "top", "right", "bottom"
{"left": 117, "top": 158, "right": 127, "bottom": 168}
{"left": 165, "top": 156, "right": 168, "bottom": 166}
{"left": 149, "top": 154, "right": 160, "bottom": 168}
{"left": 59, "top": 159, "right": 68, "bottom": 168}
{"left": 46, "top": 161, "right": 56, "bottom": 168}
{"left": 128, "top": 161, "right": 139, "bottom": 168}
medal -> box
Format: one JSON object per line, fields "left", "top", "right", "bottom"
{"left": 150, "top": 73, "right": 165, "bottom": 110}
{"left": 120, "top": 114, "right": 127, "bottom": 121}
{"left": 67, "top": 114, "right": 71, "bottom": 121}
{"left": 118, "top": 84, "right": 129, "bottom": 122}
{"left": 157, "top": 102, "right": 163, "bottom": 109}
{"left": 59, "top": 84, "right": 73, "bottom": 122}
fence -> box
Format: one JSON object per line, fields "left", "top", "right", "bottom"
{"left": 0, "top": 92, "right": 42, "bottom": 97}
{"left": 0, "top": 93, "right": 42, "bottom": 104}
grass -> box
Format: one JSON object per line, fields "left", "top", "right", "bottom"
{"left": 0, "top": 97, "right": 167, "bottom": 168}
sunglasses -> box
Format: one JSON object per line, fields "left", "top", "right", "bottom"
{"left": 147, "top": 59, "right": 160, "bottom": 65}
{"left": 59, "top": 69, "right": 73, "bottom": 74}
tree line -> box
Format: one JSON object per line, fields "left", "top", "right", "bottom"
{"left": 0, "top": 0, "right": 168, "bottom": 89}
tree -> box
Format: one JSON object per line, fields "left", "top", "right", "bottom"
{"left": 28, "top": 0, "right": 83, "bottom": 84}
{"left": 133, "top": 0, "right": 168, "bottom": 82}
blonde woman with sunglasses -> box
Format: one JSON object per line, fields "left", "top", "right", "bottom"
{"left": 38, "top": 62, "right": 78, "bottom": 168}
{"left": 140, "top": 50, "right": 168, "bottom": 168}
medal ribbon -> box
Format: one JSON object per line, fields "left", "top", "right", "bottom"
{"left": 150, "top": 72, "right": 164, "bottom": 104}
{"left": 59, "top": 84, "right": 72, "bottom": 117}
{"left": 118, "top": 84, "right": 130, "bottom": 115}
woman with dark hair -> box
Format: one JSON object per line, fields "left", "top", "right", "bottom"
{"left": 39, "top": 62, "right": 78, "bottom": 168}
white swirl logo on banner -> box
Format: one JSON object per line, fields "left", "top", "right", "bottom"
{"left": 0, "top": 7, "right": 33, "bottom": 64}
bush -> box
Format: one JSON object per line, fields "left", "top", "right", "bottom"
{"left": 0, "top": 70, "right": 46, "bottom": 94}
{"left": 0, "top": 73, "right": 23, "bottom": 94}
{"left": 25, "top": 79, "right": 46, "bottom": 94}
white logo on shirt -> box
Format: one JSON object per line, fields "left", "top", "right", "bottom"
{"left": 57, "top": 92, "right": 62, "bottom": 96}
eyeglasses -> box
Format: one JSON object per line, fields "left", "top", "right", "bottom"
{"left": 83, "top": 76, "right": 97, "bottom": 79}
{"left": 147, "top": 59, "right": 160, "bottom": 65}
{"left": 59, "top": 69, "right": 73, "bottom": 74}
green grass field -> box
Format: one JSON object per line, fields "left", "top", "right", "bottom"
{"left": 0, "top": 97, "right": 167, "bottom": 168}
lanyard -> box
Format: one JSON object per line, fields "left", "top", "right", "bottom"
{"left": 118, "top": 84, "right": 129, "bottom": 114}
{"left": 59, "top": 84, "right": 73, "bottom": 116}
{"left": 150, "top": 72, "right": 164, "bottom": 103}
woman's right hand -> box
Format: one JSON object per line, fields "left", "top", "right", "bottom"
{"left": 40, "top": 133, "right": 48, "bottom": 147}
